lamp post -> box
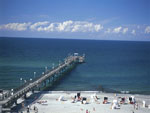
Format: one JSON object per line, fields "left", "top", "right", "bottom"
{"left": 45, "top": 66, "right": 47, "bottom": 72}
{"left": 11, "top": 89, "right": 13, "bottom": 96}
{"left": 34, "top": 72, "right": 36, "bottom": 78}
{"left": 64, "top": 58, "right": 67, "bottom": 64}
{"left": 20, "top": 78, "right": 23, "bottom": 86}
{"left": 52, "top": 63, "right": 54, "bottom": 69}
{"left": 59, "top": 60, "right": 61, "bottom": 66}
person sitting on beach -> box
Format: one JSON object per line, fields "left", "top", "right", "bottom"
{"left": 103, "top": 97, "right": 108, "bottom": 104}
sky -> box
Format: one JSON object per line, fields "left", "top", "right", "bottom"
{"left": 0, "top": 0, "right": 150, "bottom": 41}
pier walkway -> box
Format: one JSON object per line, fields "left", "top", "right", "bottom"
{"left": 0, "top": 53, "right": 85, "bottom": 111}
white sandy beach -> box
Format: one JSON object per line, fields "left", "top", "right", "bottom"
{"left": 20, "top": 91, "right": 150, "bottom": 113}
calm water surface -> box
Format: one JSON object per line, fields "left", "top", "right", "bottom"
{"left": 0, "top": 37, "right": 150, "bottom": 94}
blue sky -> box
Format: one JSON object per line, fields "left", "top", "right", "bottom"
{"left": 0, "top": 0, "right": 150, "bottom": 41}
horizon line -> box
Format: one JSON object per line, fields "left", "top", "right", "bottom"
{"left": 0, "top": 36, "right": 150, "bottom": 42}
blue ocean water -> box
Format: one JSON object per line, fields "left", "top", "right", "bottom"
{"left": 0, "top": 37, "right": 150, "bottom": 94}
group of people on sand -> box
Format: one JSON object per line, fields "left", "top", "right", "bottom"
{"left": 22, "top": 92, "right": 149, "bottom": 113}
{"left": 71, "top": 93, "right": 83, "bottom": 103}
{"left": 57, "top": 92, "right": 101, "bottom": 104}
{"left": 70, "top": 93, "right": 141, "bottom": 111}
{"left": 71, "top": 93, "right": 100, "bottom": 104}
{"left": 110, "top": 95, "right": 140, "bottom": 110}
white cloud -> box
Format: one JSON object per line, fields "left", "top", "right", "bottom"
{"left": 105, "top": 27, "right": 128, "bottom": 34}
{"left": 57, "top": 20, "right": 73, "bottom": 32}
{"left": 0, "top": 22, "right": 31, "bottom": 31}
{"left": 113, "top": 26, "right": 122, "bottom": 33}
{"left": 122, "top": 28, "right": 128, "bottom": 34}
{"left": 30, "top": 21, "right": 49, "bottom": 31}
{"left": 37, "top": 23, "right": 56, "bottom": 32}
{"left": 145, "top": 26, "right": 150, "bottom": 34}
{"left": 31, "top": 20, "right": 103, "bottom": 33}
{"left": 1, "top": 21, "right": 148, "bottom": 38}
{"left": 71, "top": 21, "right": 103, "bottom": 32}
{"left": 95, "top": 24, "right": 103, "bottom": 32}
{"left": 131, "top": 29, "right": 136, "bottom": 35}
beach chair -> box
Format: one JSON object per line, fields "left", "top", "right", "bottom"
{"left": 103, "top": 97, "right": 108, "bottom": 104}
{"left": 148, "top": 105, "right": 150, "bottom": 109}
{"left": 143, "top": 101, "right": 146, "bottom": 108}
{"left": 120, "top": 97, "right": 125, "bottom": 104}
{"left": 77, "top": 92, "right": 81, "bottom": 101}
{"left": 111, "top": 100, "right": 120, "bottom": 109}
{"left": 58, "top": 96, "right": 66, "bottom": 101}
{"left": 82, "top": 97, "right": 88, "bottom": 104}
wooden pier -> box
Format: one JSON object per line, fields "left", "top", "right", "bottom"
{"left": 0, "top": 53, "right": 85, "bottom": 112}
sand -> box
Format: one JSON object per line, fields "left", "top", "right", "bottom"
{"left": 19, "top": 91, "right": 150, "bottom": 113}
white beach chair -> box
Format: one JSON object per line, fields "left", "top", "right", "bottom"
{"left": 143, "top": 101, "right": 146, "bottom": 108}
{"left": 58, "top": 96, "right": 65, "bottom": 101}
{"left": 91, "top": 94, "right": 99, "bottom": 103}
{"left": 148, "top": 105, "right": 150, "bottom": 109}
{"left": 91, "top": 95, "right": 95, "bottom": 102}
{"left": 112, "top": 100, "right": 119, "bottom": 109}
{"left": 131, "top": 96, "right": 136, "bottom": 103}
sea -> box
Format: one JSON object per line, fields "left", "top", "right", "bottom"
{"left": 0, "top": 37, "right": 150, "bottom": 95}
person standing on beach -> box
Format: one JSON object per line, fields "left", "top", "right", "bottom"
{"left": 86, "top": 109, "right": 88, "bottom": 113}
{"left": 136, "top": 103, "right": 138, "bottom": 110}
{"left": 27, "top": 105, "right": 30, "bottom": 113}
{"left": 34, "top": 106, "right": 36, "bottom": 111}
